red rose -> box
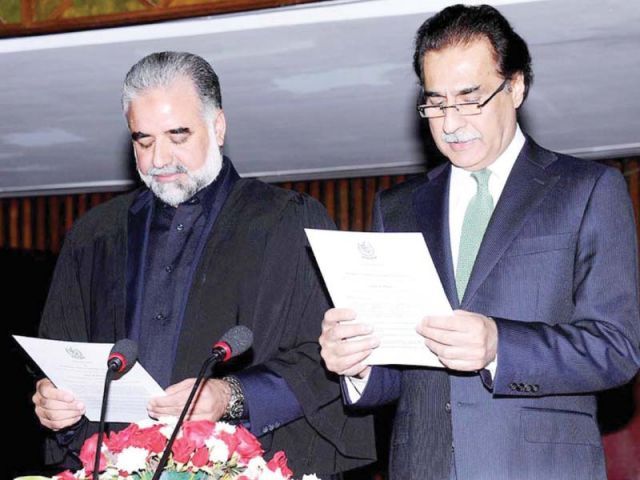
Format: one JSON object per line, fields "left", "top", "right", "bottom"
{"left": 182, "top": 420, "right": 215, "bottom": 448}
{"left": 267, "top": 451, "right": 293, "bottom": 478}
{"left": 218, "top": 431, "right": 239, "bottom": 455}
{"left": 105, "top": 423, "right": 139, "bottom": 453}
{"left": 172, "top": 436, "right": 196, "bottom": 464}
{"left": 234, "top": 425, "right": 264, "bottom": 462}
{"left": 191, "top": 446, "right": 210, "bottom": 468}
{"left": 79, "top": 433, "right": 107, "bottom": 476}
{"left": 131, "top": 424, "right": 167, "bottom": 453}
{"left": 55, "top": 470, "right": 77, "bottom": 480}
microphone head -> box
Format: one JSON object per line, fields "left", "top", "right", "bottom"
{"left": 108, "top": 338, "right": 138, "bottom": 374}
{"left": 218, "top": 325, "right": 253, "bottom": 358}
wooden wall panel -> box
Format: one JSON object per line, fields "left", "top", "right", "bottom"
{"left": 0, "top": 158, "right": 638, "bottom": 253}
{"left": 0, "top": 192, "right": 106, "bottom": 252}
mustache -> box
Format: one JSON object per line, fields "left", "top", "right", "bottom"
{"left": 442, "top": 132, "right": 481, "bottom": 143}
{"left": 146, "top": 164, "right": 189, "bottom": 176}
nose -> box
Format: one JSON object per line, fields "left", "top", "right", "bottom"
{"left": 441, "top": 106, "right": 467, "bottom": 135}
{"left": 151, "top": 139, "right": 171, "bottom": 169}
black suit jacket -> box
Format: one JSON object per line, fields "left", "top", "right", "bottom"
{"left": 39, "top": 177, "right": 375, "bottom": 475}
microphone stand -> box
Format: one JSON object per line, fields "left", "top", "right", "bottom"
{"left": 93, "top": 369, "right": 114, "bottom": 480}
{"left": 151, "top": 352, "right": 224, "bottom": 480}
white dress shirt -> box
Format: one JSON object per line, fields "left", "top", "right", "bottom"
{"left": 449, "top": 126, "right": 525, "bottom": 270}
{"left": 345, "top": 126, "right": 526, "bottom": 401}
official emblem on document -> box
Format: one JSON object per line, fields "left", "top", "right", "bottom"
{"left": 65, "top": 346, "right": 85, "bottom": 360}
{"left": 357, "top": 240, "right": 377, "bottom": 260}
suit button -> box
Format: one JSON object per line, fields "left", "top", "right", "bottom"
{"left": 524, "top": 384, "right": 533, "bottom": 392}
{"left": 518, "top": 383, "right": 526, "bottom": 392}
{"left": 262, "top": 426, "right": 269, "bottom": 434}
{"left": 509, "top": 382, "right": 517, "bottom": 391}
{"left": 532, "top": 384, "right": 539, "bottom": 393}
{"left": 176, "top": 223, "right": 185, "bottom": 231}
{"left": 445, "top": 402, "right": 451, "bottom": 412}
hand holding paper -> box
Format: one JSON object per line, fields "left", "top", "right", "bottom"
{"left": 418, "top": 310, "right": 498, "bottom": 371}
{"left": 33, "top": 377, "right": 85, "bottom": 431}
{"left": 319, "top": 308, "right": 380, "bottom": 378}
{"left": 307, "top": 229, "right": 453, "bottom": 368}
{"left": 14, "top": 335, "right": 164, "bottom": 424}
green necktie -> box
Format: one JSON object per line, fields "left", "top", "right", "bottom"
{"left": 456, "top": 169, "right": 494, "bottom": 302}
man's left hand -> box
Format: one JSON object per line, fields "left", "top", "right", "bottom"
{"left": 147, "top": 378, "right": 231, "bottom": 421}
{"left": 417, "top": 310, "right": 498, "bottom": 371}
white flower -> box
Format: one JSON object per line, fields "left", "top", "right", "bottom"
{"left": 135, "top": 418, "right": 158, "bottom": 429}
{"left": 115, "top": 446, "right": 149, "bottom": 474}
{"left": 205, "top": 437, "right": 229, "bottom": 463}
{"left": 243, "top": 456, "right": 267, "bottom": 479}
{"left": 214, "top": 421, "right": 236, "bottom": 434}
{"left": 100, "top": 465, "right": 120, "bottom": 479}
{"left": 158, "top": 415, "right": 177, "bottom": 425}
{"left": 158, "top": 416, "right": 178, "bottom": 438}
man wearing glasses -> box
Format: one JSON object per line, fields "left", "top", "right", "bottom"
{"left": 319, "top": 4, "right": 639, "bottom": 479}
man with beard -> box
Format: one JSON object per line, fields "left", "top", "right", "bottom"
{"left": 32, "top": 52, "right": 374, "bottom": 476}
{"left": 319, "top": 4, "right": 639, "bottom": 480}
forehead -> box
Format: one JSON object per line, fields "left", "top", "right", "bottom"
{"left": 127, "top": 77, "right": 204, "bottom": 128}
{"left": 422, "top": 37, "right": 500, "bottom": 91}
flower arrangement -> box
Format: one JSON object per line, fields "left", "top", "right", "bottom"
{"left": 48, "top": 418, "right": 316, "bottom": 480}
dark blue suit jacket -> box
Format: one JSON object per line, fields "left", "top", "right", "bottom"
{"left": 352, "top": 139, "right": 640, "bottom": 479}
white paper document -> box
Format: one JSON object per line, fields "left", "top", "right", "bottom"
{"left": 306, "top": 229, "right": 453, "bottom": 367}
{"left": 13, "top": 335, "right": 165, "bottom": 423}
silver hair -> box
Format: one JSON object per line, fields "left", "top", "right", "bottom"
{"left": 121, "top": 51, "right": 222, "bottom": 117}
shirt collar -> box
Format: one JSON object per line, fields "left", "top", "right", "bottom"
{"left": 188, "top": 157, "right": 230, "bottom": 216}
{"left": 450, "top": 124, "right": 525, "bottom": 183}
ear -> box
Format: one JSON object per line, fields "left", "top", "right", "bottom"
{"left": 213, "top": 110, "right": 227, "bottom": 146}
{"left": 509, "top": 72, "right": 525, "bottom": 109}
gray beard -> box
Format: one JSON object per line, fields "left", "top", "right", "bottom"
{"left": 137, "top": 146, "right": 223, "bottom": 207}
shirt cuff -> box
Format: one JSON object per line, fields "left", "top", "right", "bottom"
{"left": 343, "top": 372, "right": 371, "bottom": 403}
{"left": 485, "top": 354, "right": 498, "bottom": 379}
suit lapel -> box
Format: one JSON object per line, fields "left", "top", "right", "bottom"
{"left": 413, "top": 165, "right": 460, "bottom": 310}
{"left": 172, "top": 179, "right": 246, "bottom": 382}
{"left": 461, "top": 140, "right": 560, "bottom": 305}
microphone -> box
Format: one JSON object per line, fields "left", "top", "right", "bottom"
{"left": 210, "top": 325, "right": 254, "bottom": 363}
{"left": 151, "top": 326, "right": 253, "bottom": 480}
{"left": 94, "top": 339, "right": 138, "bottom": 480}
{"left": 107, "top": 338, "right": 138, "bottom": 374}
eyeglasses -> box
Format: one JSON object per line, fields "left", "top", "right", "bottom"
{"left": 416, "top": 79, "right": 509, "bottom": 119}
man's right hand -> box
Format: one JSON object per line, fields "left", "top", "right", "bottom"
{"left": 319, "top": 308, "right": 379, "bottom": 378}
{"left": 32, "top": 378, "right": 85, "bottom": 431}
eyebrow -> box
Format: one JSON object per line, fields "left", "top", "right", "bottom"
{"left": 131, "top": 127, "right": 192, "bottom": 141}
{"left": 424, "top": 85, "right": 481, "bottom": 97}
{"left": 168, "top": 127, "right": 191, "bottom": 135}
{"left": 131, "top": 131, "right": 149, "bottom": 141}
